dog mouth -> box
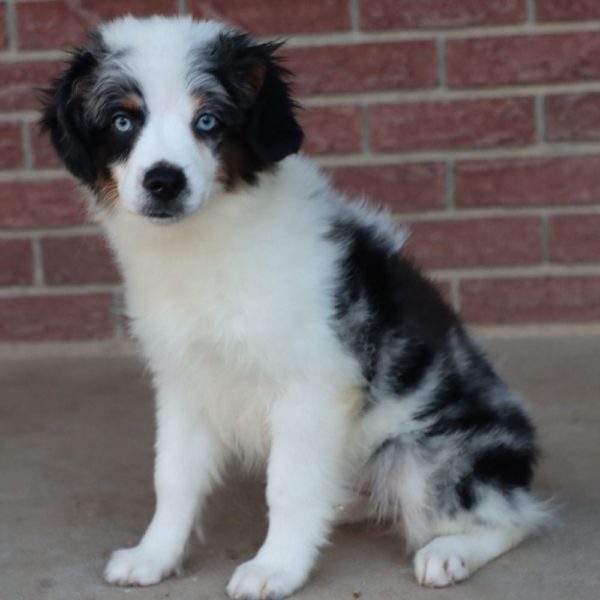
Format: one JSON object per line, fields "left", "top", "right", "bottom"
{"left": 141, "top": 200, "right": 188, "bottom": 224}
{"left": 144, "top": 210, "right": 186, "bottom": 225}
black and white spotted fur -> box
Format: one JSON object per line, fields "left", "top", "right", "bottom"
{"left": 41, "top": 16, "right": 546, "bottom": 599}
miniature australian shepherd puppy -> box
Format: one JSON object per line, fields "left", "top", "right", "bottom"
{"left": 41, "top": 16, "right": 546, "bottom": 600}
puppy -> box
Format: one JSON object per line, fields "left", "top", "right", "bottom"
{"left": 41, "top": 16, "right": 546, "bottom": 599}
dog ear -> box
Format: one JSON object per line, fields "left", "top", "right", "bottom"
{"left": 40, "top": 45, "right": 100, "bottom": 185}
{"left": 245, "top": 44, "right": 304, "bottom": 164}
{"left": 209, "top": 34, "right": 304, "bottom": 165}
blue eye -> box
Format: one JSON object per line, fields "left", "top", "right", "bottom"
{"left": 195, "top": 113, "right": 219, "bottom": 133}
{"left": 113, "top": 114, "right": 133, "bottom": 133}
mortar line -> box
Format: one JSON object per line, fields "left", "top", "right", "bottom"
{"left": 445, "top": 161, "right": 455, "bottom": 209}
{"left": 20, "top": 120, "right": 32, "bottom": 169}
{"left": 1, "top": 19, "right": 600, "bottom": 57}
{"left": 428, "top": 264, "right": 600, "bottom": 279}
{"left": 360, "top": 105, "right": 371, "bottom": 153}
{"left": 535, "top": 95, "right": 546, "bottom": 143}
{"left": 350, "top": 0, "right": 360, "bottom": 32}
{"left": 0, "top": 111, "right": 41, "bottom": 121}
{"left": 111, "top": 290, "right": 126, "bottom": 340}
{"left": 391, "top": 206, "right": 600, "bottom": 221}
{"left": 31, "top": 237, "right": 44, "bottom": 286}
{"left": 279, "top": 20, "right": 600, "bottom": 47}
{"left": 0, "top": 49, "right": 65, "bottom": 60}
{"left": 0, "top": 169, "right": 69, "bottom": 181}
{"left": 314, "top": 143, "right": 600, "bottom": 167}
{"left": 436, "top": 35, "right": 447, "bottom": 88}
{"left": 0, "top": 284, "right": 121, "bottom": 298}
{"left": 540, "top": 214, "right": 550, "bottom": 264}
{"left": 5, "top": 0, "right": 16, "bottom": 52}
{"left": 0, "top": 226, "right": 101, "bottom": 240}
{"left": 298, "top": 80, "right": 600, "bottom": 106}
{"left": 526, "top": 0, "right": 537, "bottom": 23}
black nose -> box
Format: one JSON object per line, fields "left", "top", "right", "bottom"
{"left": 143, "top": 164, "right": 186, "bottom": 202}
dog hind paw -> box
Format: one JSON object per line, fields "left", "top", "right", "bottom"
{"left": 414, "top": 542, "right": 470, "bottom": 588}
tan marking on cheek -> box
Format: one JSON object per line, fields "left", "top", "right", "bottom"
{"left": 195, "top": 140, "right": 213, "bottom": 157}
{"left": 216, "top": 139, "right": 247, "bottom": 192}
{"left": 96, "top": 172, "right": 119, "bottom": 205}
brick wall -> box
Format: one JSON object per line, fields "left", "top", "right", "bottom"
{"left": 1, "top": 0, "right": 600, "bottom": 342}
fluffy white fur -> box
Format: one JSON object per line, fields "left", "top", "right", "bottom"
{"left": 103, "top": 156, "right": 372, "bottom": 595}
{"left": 87, "top": 20, "right": 366, "bottom": 595}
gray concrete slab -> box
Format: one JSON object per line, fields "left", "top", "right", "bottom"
{"left": 1, "top": 336, "right": 599, "bottom": 600}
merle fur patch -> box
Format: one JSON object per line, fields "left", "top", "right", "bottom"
{"left": 191, "top": 31, "right": 304, "bottom": 186}
{"left": 328, "top": 213, "right": 537, "bottom": 515}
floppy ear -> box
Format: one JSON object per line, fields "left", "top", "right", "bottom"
{"left": 245, "top": 44, "right": 304, "bottom": 164}
{"left": 209, "top": 34, "right": 304, "bottom": 165}
{"left": 40, "top": 46, "right": 100, "bottom": 185}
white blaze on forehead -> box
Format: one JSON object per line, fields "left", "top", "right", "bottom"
{"left": 98, "top": 16, "right": 227, "bottom": 106}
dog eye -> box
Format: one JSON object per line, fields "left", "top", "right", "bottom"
{"left": 195, "top": 113, "right": 219, "bottom": 133}
{"left": 113, "top": 114, "right": 133, "bottom": 133}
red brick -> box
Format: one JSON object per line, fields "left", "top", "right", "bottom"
{"left": 189, "top": 0, "right": 351, "bottom": 34}
{"left": 0, "top": 122, "right": 24, "bottom": 169}
{"left": 537, "top": 0, "right": 600, "bottom": 22}
{"left": 0, "top": 240, "right": 33, "bottom": 286}
{"left": 0, "top": 294, "right": 114, "bottom": 341}
{"left": 300, "top": 106, "right": 362, "bottom": 155}
{"left": 456, "top": 156, "right": 600, "bottom": 208}
{"left": 447, "top": 33, "right": 600, "bottom": 88}
{"left": 0, "top": 179, "right": 84, "bottom": 229}
{"left": 28, "top": 122, "right": 63, "bottom": 169}
{"left": 545, "top": 93, "right": 600, "bottom": 142}
{"left": 42, "top": 235, "right": 120, "bottom": 285}
{"left": 288, "top": 41, "right": 437, "bottom": 96}
{"left": 16, "top": 0, "right": 178, "bottom": 50}
{"left": 327, "top": 163, "right": 446, "bottom": 212}
{"left": 0, "top": 60, "right": 62, "bottom": 112}
{"left": 549, "top": 215, "right": 600, "bottom": 264}
{"left": 405, "top": 217, "right": 541, "bottom": 269}
{"left": 361, "top": 0, "right": 525, "bottom": 30}
{"left": 461, "top": 277, "right": 600, "bottom": 324}
{"left": 369, "top": 98, "right": 534, "bottom": 152}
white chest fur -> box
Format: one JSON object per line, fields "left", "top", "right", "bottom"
{"left": 102, "top": 161, "right": 360, "bottom": 458}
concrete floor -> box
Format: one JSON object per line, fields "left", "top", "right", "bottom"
{"left": 1, "top": 335, "right": 599, "bottom": 600}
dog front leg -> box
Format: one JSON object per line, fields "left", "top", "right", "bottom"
{"left": 105, "top": 380, "right": 223, "bottom": 586}
{"left": 227, "top": 382, "right": 347, "bottom": 599}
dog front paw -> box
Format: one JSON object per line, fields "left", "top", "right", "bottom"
{"left": 226, "top": 558, "right": 307, "bottom": 600}
{"left": 104, "top": 546, "right": 177, "bottom": 586}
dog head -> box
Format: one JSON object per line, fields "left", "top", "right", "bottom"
{"left": 41, "top": 16, "right": 303, "bottom": 223}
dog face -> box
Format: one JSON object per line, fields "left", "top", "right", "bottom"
{"left": 41, "top": 17, "right": 303, "bottom": 223}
